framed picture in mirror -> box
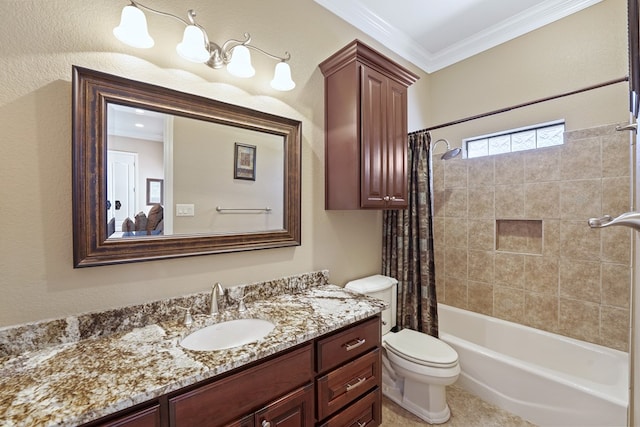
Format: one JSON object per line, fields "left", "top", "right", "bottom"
{"left": 146, "top": 178, "right": 163, "bottom": 205}
{"left": 234, "top": 143, "right": 257, "bottom": 181}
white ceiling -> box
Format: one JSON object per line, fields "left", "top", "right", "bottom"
{"left": 315, "top": 0, "right": 603, "bottom": 73}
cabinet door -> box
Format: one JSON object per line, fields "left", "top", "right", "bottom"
{"left": 385, "top": 80, "right": 408, "bottom": 208}
{"left": 255, "top": 383, "right": 314, "bottom": 427}
{"left": 360, "top": 66, "right": 388, "bottom": 208}
{"left": 93, "top": 404, "right": 161, "bottom": 427}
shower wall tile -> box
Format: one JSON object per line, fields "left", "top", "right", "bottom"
{"left": 495, "top": 185, "right": 525, "bottom": 218}
{"left": 494, "top": 252, "right": 525, "bottom": 289}
{"left": 524, "top": 146, "right": 561, "bottom": 182}
{"left": 560, "top": 137, "right": 602, "bottom": 180}
{"left": 600, "top": 306, "right": 629, "bottom": 351}
{"left": 560, "top": 179, "right": 602, "bottom": 219}
{"left": 444, "top": 160, "right": 468, "bottom": 188}
{"left": 468, "top": 219, "right": 495, "bottom": 251}
{"left": 524, "top": 256, "right": 558, "bottom": 295}
{"left": 445, "top": 217, "right": 468, "bottom": 248}
{"left": 524, "top": 292, "right": 558, "bottom": 332}
{"left": 559, "top": 221, "right": 601, "bottom": 261}
{"left": 601, "top": 263, "right": 631, "bottom": 309}
{"left": 495, "top": 153, "right": 525, "bottom": 185}
{"left": 468, "top": 281, "right": 493, "bottom": 316}
{"left": 467, "top": 186, "right": 494, "bottom": 219}
{"left": 467, "top": 156, "right": 494, "bottom": 187}
{"left": 525, "top": 182, "right": 560, "bottom": 218}
{"left": 601, "top": 227, "right": 631, "bottom": 264}
{"left": 558, "top": 298, "right": 600, "bottom": 342}
{"left": 559, "top": 259, "right": 601, "bottom": 303}
{"left": 468, "top": 250, "right": 495, "bottom": 283}
{"left": 444, "top": 188, "right": 468, "bottom": 217}
{"left": 602, "top": 176, "right": 630, "bottom": 215}
{"left": 437, "top": 122, "right": 630, "bottom": 351}
{"left": 494, "top": 286, "right": 524, "bottom": 323}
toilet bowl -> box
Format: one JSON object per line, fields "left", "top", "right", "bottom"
{"left": 345, "top": 274, "right": 460, "bottom": 424}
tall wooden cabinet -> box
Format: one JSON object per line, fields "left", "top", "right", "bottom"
{"left": 320, "top": 40, "right": 419, "bottom": 210}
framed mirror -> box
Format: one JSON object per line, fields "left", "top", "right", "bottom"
{"left": 72, "top": 66, "right": 301, "bottom": 267}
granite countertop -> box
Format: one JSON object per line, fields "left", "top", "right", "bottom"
{"left": 0, "top": 271, "right": 386, "bottom": 427}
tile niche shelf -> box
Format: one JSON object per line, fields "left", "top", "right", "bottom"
{"left": 495, "top": 219, "right": 543, "bottom": 255}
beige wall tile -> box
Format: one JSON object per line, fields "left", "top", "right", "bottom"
{"left": 433, "top": 217, "right": 445, "bottom": 248}
{"left": 494, "top": 286, "right": 525, "bottom": 323}
{"left": 542, "top": 219, "right": 561, "bottom": 256}
{"left": 560, "top": 137, "right": 602, "bottom": 180}
{"left": 468, "top": 219, "right": 495, "bottom": 251}
{"left": 559, "top": 221, "right": 601, "bottom": 261}
{"left": 468, "top": 186, "right": 494, "bottom": 219}
{"left": 559, "top": 258, "right": 601, "bottom": 303}
{"left": 468, "top": 281, "right": 494, "bottom": 316}
{"left": 560, "top": 179, "right": 602, "bottom": 219}
{"left": 525, "top": 182, "right": 560, "bottom": 219}
{"left": 445, "top": 246, "right": 468, "bottom": 280}
{"left": 495, "top": 252, "right": 525, "bottom": 288}
{"left": 468, "top": 250, "right": 495, "bottom": 283}
{"left": 601, "top": 227, "right": 631, "bottom": 264}
{"left": 558, "top": 298, "right": 600, "bottom": 342}
{"left": 524, "top": 146, "right": 561, "bottom": 182}
{"left": 524, "top": 256, "right": 559, "bottom": 295}
{"left": 445, "top": 217, "right": 468, "bottom": 248}
{"left": 602, "top": 131, "right": 630, "bottom": 178}
{"left": 444, "top": 159, "right": 468, "bottom": 188}
{"left": 602, "top": 176, "right": 630, "bottom": 216}
{"left": 600, "top": 305, "right": 630, "bottom": 351}
{"left": 444, "top": 276, "right": 468, "bottom": 309}
{"left": 525, "top": 292, "right": 558, "bottom": 332}
{"left": 444, "top": 188, "right": 468, "bottom": 218}
{"left": 495, "top": 185, "right": 525, "bottom": 218}
{"left": 467, "top": 156, "right": 494, "bottom": 187}
{"left": 495, "top": 153, "right": 525, "bottom": 185}
{"left": 432, "top": 189, "right": 445, "bottom": 217}
{"left": 601, "top": 263, "right": 631, "bottom": 308}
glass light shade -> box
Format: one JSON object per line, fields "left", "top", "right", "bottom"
{"left": 176, "top": 26, "right": 210, "bottom": 63}
{"left": 113, "top": 5, "right": 154, "bottom": 49}
{"left": 226, "top": 45, "right": 256, "bottom": 78}
{"left": 270, "top": 62, "right": 296, "bottom": 91}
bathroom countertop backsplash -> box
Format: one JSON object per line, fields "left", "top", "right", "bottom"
{"left": 0, "top": 270, "right": 387, "bottom": 427}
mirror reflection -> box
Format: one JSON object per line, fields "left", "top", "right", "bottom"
{"left": 106, "top": 104, "right": 285, "bottom": 239}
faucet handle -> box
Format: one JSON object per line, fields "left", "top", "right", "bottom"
{"left": 177, "top": 306, "right": 193, "bottom": 326}
{"left": 238, "top": 292, "right": 254, "bottom": 312}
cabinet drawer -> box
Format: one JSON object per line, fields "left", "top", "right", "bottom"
{"left": 169, "top": 344, "right": 313, "bottom": 427}
{"left": 316, "top": 349, "right": 381, "bottom": 420}
{"left": 316, "top": 317, "right": 380, "bottom": 374}
{"left": 255, "top": 383, "right": 314, "bottom": 427}
{"left": 90, "top": 404, "right": 160, "bottom": 427}
{"left": 318, "top": 388, "right": 381, "bottom": 427}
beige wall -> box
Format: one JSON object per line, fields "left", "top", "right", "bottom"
{"left": 427, "top": 0, "right": 631, "bottom": 351}
{"left": 0, "top": 0, "right": 430, "bottom": 327}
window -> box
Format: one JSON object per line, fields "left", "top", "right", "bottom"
{"left": 464, "top": 120, "right": 565, "bottom": 159}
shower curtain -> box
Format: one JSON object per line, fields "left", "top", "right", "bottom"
{"left": 382, "top": 130, "right": 438, "bottom": 337}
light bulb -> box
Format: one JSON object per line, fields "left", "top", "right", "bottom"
{"left": 176, "top": 26, "right": 210, "bottom": 63}
{"left": 226, "top": 45, "right": 256, "bottom": 78}
{"left": 113, "top": 5, "right": 154, "bottom": 49}
{"left": 270, "top": 62, "right": 295, "bottom": 91}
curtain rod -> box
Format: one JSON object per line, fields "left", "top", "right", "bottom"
{"left": 410, "top": 76, "right": 629, "bottom": 135}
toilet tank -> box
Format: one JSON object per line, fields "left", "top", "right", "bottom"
{"left": 345, "top": 274, "right": 397, "bottom": 335}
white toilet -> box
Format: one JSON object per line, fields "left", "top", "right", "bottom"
{"left": 345, "top": 274, "right": 460, "bottom": 424}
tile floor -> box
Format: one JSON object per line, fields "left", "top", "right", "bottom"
{"left": 381, "top": 384, "right": 537, "bottom": 426}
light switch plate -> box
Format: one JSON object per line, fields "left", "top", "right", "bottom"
{"left": 176, "top": 204, "right": 195, "bottom": 217}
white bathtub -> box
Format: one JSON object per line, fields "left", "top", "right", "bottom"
{"left": 437, "top": 303, "right": 629, "bottom": 427}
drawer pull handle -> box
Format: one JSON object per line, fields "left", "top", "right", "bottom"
{"left": 357, "top": 421, "right": 367, "bottom": 427}
{"left": 261, "top": 421, "right": 271, "bottom": 427}
{"left": 344, "top": 338, "right": 366, "bottom": 351}
{"left": 346, "top": 376, "right": 367, "bottom": 392}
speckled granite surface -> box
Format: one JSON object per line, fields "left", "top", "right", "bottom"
{"left": 0, "top": 271, "right": 386, "bottom": 427}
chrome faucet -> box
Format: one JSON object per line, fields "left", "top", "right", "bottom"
{"left": 210, "top": 282, "right": 224, "bottom": 315}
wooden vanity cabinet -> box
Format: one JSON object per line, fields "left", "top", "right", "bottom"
{"left": 319, "top": 39, "right": 419, "bottom": 210}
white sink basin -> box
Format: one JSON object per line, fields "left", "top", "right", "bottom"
{"left": 180, "top": 318, "right": 275, "bottom": 351}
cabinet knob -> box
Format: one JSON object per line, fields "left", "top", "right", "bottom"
{"left": 389, "top": 196, "right": 396, "bottom": 201}
{"left": 262, "top": 421, "right": 271, "bottom": 427}
{"left": 383, "top": 195, "right": 390, "bottom": 201}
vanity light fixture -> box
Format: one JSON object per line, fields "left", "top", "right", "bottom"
{"left": 113, "top": 0, "right": 296, "bottom": 91}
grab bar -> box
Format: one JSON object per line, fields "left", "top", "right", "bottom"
{"left": 216, "top": 206, "right": 272, "bottom": 213}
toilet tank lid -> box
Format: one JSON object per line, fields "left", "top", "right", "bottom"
{"left": 345, "top": 274, "right": 398, "bottom": 293}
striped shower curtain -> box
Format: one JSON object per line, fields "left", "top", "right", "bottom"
{"left": 382, "top": 130, "right": 439, "bottom": 337}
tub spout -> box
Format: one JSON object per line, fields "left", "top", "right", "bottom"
{"left": 588, "top": 211, "right": 640, "bottom": 231}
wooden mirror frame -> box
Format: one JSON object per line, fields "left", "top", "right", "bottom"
{"left": 72, "top": 66, "right": 301, "bottom": 267}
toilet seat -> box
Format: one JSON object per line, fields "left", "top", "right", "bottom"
{"left": 383, "top": 329, "right": 458, "bottom": 368}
